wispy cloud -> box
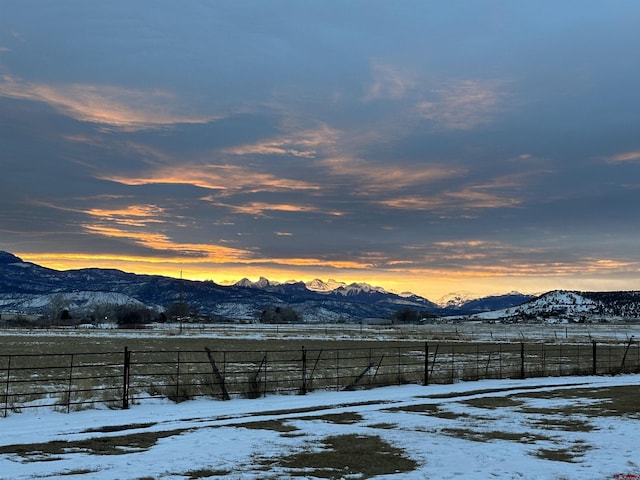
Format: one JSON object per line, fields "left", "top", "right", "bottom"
{"left": 365, "top": 61, "right": 417, "bottom": 101}
{"left": 417, "top": 79, "right": 505, "bottom": 130}
{"left": 605, "top": 151, "right": 640, "bottom": 163}
{"left": 85, "top": 205, "right": 167, "bottom": 227}
{"left": 380, "top": 182, "right": 521, "bottom": 213}
{"left": 224, "top": 125, "right": 339, "bottom": 159}
{"left": 0, "top": 74, "right": 217, "bottom": 130}
{"left": 102, "top": 164, "right": 321, "bottom": 193}
{"left": 82, "top": 224, "right": 252, "bottom": 262}
{"left": 213, "top": 201, "right": 344, "bottom": 217}
{"left": 321, "top": 156, "right": 461, "bottom": 192}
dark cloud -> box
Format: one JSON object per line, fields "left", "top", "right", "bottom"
{"left": 2, "top": 1, "right": 640, "bottom": 297}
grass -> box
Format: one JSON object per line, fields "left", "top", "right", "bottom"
{"left": 275, "top": 433, "right": 418, "bottom": 478}
{"left": 1, "top": 330, "right": 638, "bottom": 413}
{"left": 183, "top": 467, "right": 232, "bottom": 479}
{"left": 302, "top": 411, "right": 363, "bottom": 424}
{"left": 534, "top": 441, "right": 591, "bottom": 463}
{"left": 515, "top": 385, "right": 640, "bottom": 418}
{"left": 0, "top": 428, "right": 188, "bottom": 459}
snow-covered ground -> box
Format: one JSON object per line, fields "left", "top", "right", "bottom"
{"left": 1, "top": 374, "right": 639, "bottom": 479}
{"left": 3, "top": 321, "right": 639, "bottom": 343}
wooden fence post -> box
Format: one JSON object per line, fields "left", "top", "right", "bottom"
{"left": 204, "top": 347, "right": 230, "bottom": 400}
{"left": 123, "top": 346, "right": 130, "bottom": 409}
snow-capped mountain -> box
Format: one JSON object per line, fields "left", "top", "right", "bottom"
{"left": 472, "top": 290, "right": 640, "bottom": 322}
{"left": 305, "top": 278, "right": 347, "bottom": 292}
{"left": 6, "top": 250, "right": 638, "bottom": 323}
{"left": 437, "top": 291, "right": 477, "bottom": 308}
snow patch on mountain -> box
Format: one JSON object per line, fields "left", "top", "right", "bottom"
{"left": 473, "top": 290, "right": 598, "bottom": 320}
{"left": 436, "top": 291, "right": 478, "bottom": 308}
{"left": 305, "top": 278, "right": 347, "bottom": 292}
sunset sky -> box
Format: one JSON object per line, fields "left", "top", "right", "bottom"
{"left": 2, "top": 1, "right": 640, "bottom": 300}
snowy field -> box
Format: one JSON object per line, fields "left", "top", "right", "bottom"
{"left": 3, "top": 320, "right": 640, "bottom": 343}
{"left": 1, "top": 374, "right": 639, "bottom": 479}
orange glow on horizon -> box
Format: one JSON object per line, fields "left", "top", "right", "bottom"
{"left": 17, "top": 250, "right": 640, "bottom": 301}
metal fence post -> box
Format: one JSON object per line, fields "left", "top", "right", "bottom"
{"left": 66, "top": 353, "right": 74, "bottom": 414}
{"left": 592, "top": 340, "right": 597, "bottom": 375}
{"left": 175, "top": 350, "right": 181, "bottom": 401}
{"left": 424, "top": 342, "right": 429, "bottom": 386}
{"left": 301, "top": 346, "right": 307, "bottom": 395}
{"left": 3, "top": 356, "right": 11, "bottom": 418}
{"left": 123, "top": 346, "right": 130, "bottom": 409}
{"left": 520, "top": 342, "right": 525, "bottom": 379}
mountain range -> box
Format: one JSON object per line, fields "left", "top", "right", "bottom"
{"left": 3, "top": 250, "right": 640, "bottom": 323}
{"left": 0, "top": 251, "right": 536, "bottom": 322}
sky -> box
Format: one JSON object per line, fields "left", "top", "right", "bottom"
{"left": 2, "top": 1, "right": 640, "bottom": 300}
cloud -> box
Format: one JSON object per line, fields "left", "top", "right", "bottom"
{"left": 101, "top": 164, "right": 321, "bottom": 194}
{"left": 321, "top": 156, "right": 461, "bottom": 192}
{"left": 213, "top": 201, "right": 344, "bottom": 217}
{"left": 417, "top": 79, "right": 505, "bottom": 130}
{"left": 0, "top": 74, "right": 217, "bottom": 130}
{"left": 85, "top": 205, "right": 167, "bottom": 228}
{"left": 81, "top": 224, "right": 252, "bottom": 263}
{"left": 605, "top": 151, "right": 640, "bottom": 163}
{"left": 365, "top": 62, "right": 417, "bottom": 101}
{"left": 224, "top": 126, "right": 340, "bottom": 159}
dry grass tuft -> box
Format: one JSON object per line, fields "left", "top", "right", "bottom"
{"left": 302, "top": 411, "right": 363, "bottom": 424}
{"left": 462, "top": 395, "right": 525, "bottom": 409}
{"left": 183, "top": 467, "right": 232, "bottom": 478}
{"left": 275, "top": 433, "right": 417, "bottom": 478}
{"left": 239, "top": 419, "right": 299, "bottom": 433}
{"left": 0, "top": 428, "right": 187, "bottom": 459}
{"left": 440, "top": 427, "right": 551, "bottom": 444}
{"left": 534, "top": 441, "right": 591, "bottom": 463}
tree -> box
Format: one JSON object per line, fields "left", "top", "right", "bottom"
{"left": 165, "top": 301, "right": 190, "bottom": 320}
{"left": 259, "top": 305, "right": 302, "bottom": 324}
{"left": 48, "top": 293, "right": 68, "bottom": 325}
{"left": 114, "top": 304, "right": 152, "bottom": 326}
{"left": 391, "top": 308, "right": 420, "bottom": 324}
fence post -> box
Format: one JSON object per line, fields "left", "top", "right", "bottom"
{"left": 424, "top": 342, "right": 429, "bottom": 386}
{"left": 3, "top": 356, "right": 11, "bottom": 418}
{"left": 123, "top": 346, "right": 130, "bottom": 409}
{"left": 175, "top": 350, "right": 181, "bottom": 401}
{"left": 450, "top": 345, "right": 455, "bottom": 383}
{"left": 301, "top": 346, "right": 307, "bottom": 395}
{"left": 592, "top": 340, "right": 597, "bottom": 375}
{"left": 336, "top": 350, "right": 340, "bottom": 391}
{"left": 263, "top": 351, "right": 268, "bottom": 398}
{"left": 520, "top": 342, "right": 525, "bottom": 379}
{"left": 66, "top": 353, "right": 74, "bottom": 414}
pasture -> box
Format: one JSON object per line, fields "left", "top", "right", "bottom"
{"left": 1, "top": 323, "right": 640, "bottom": 479}
{"left": 1, "top": 322, "right": 639, "bottom": 414}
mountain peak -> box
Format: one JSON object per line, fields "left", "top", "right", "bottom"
{"left": 436, "top": 291, "right": 477, "bottom": 308}
{"left": 306, "top": 278, "right": 347, "bottom": 292}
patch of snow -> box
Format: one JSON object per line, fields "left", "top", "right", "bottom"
{"left": 1, "top": 375, "right": 639, "bottom": 479}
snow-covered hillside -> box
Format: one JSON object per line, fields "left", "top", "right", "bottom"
{"left": 471, "top": 290, "right": 640, "bottom": 322}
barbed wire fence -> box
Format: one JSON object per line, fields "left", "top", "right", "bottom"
{"left": 2, "top": 339, "right": 639, "bottom": 417}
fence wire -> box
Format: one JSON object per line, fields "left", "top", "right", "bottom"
{"left": 2, "top": 340, "right": 639, "bottom": 416}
